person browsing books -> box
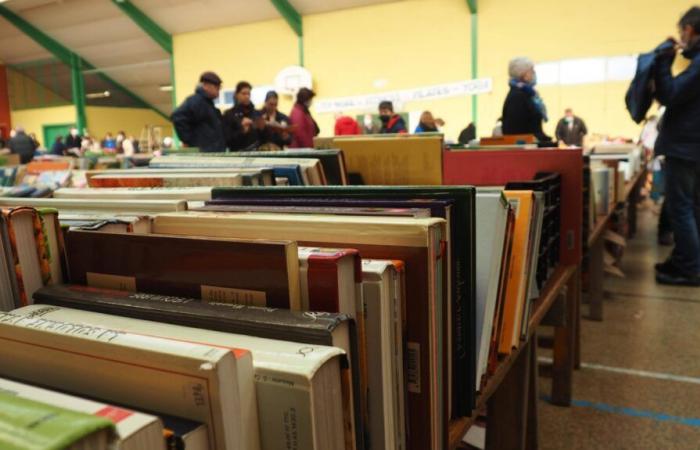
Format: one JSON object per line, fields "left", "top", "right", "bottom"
{"left": 171, "top": 71, "right": 226, "bottom": 152}
{"left": 414, "top": 111, "right": 444, "bottom": 133}
{"left": 378, "top": 100, "right": 407, "bottom": 134}
{"left": 8, "top": 126, "right": 37, "bottom": 164}
{"left": 501, "top": 57, "right": 552, "bottom": 143}
{"left": 223, "top": 81, "right": 266, "bottom": 151}
{"left": 259, "top": 90, "right": 292, "bottom": 149}
{"left": 289, "top": 88, "right": 320, "bottom": 148}
{"left": 653, "top": 7, "right": 700, "bottom": 286}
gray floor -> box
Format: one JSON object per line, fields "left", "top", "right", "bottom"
{"left": 539, "top": 201, "right": 700, "bottom": 449}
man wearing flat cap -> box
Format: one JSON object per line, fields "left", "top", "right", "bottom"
{"left": 171, "top": 71, "right": 227, "bottom": 152}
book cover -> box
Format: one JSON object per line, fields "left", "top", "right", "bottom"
{"left": 0, "top": 390, "right": 117, "bottom": 450}
{"left": 0, "top": 198, "right": 188, "bottom": 214}
{"left": 0, "top": 307, "right": 255, "bottom": 450}
{"left": 0, "top": 377, "right": 164, "bottom": 450}
{"left": 66, "top": 230, "right": 301, "bottom": 310}
{"left": 152, "top": 211, "right": 447, "bottom": 450}
{"left": 13, "top": 304, "right": 342, "bottom": 450}
{"left": 209, "top": 185, "right": 476, "bottom": 417}
{"left": 499, "top": 191, "right": 535, "bottom": 354}
{"left": 34, "top": 283, "right": 363, "bottom": 450}
{"left": 148, "top": 157, "right": 306, "bottom": 186}
{"left": 55, "top": 187, "right": 214, "bottom": 201}
{"left": 88, "top": 173, "right": 243, "bottom": 189}
{"left": 1, "top": 207, "right": 44, "bottom": 306}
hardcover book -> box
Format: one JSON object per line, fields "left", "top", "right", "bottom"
{"left": 66, "top": 230, "right": 301, "bottom": 309}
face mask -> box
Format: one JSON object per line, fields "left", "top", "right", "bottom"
{"left": 364, "top": 116, "right": 373, "bottom": 128}
{"left": 530, "top": 73, "right": 538, "bottom": 86}
{"left": 379, "top": 115, "right": 391, "bottom": 124}
{"left": 565, "top": 116, "right": 573, "bottom": 123}
{"left": 70, "top": 130, "right": 78, "bottom": 137}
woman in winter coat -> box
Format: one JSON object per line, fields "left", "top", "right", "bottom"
{"left": 289, "top": 88, "right": 319, "bottom": 148}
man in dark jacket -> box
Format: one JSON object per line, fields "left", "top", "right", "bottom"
{"left": 8, "top": 126, "right": 37, "bottom": 164}
{"left": 171, "top": 71, "right": 226, "bottom": 152}
{"left": 654, "top": 7, "right": 700, "bottom": 286}
{"left": 378, "top": 101, "right": 407, "bottom": 134}
{"left": 555, "top": 108, "right": 588, "bottom": 146}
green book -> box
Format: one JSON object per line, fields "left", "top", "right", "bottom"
{"left": 209, "top": 185, "right": 477, "bottom": 416}
{"left": 0, "top": 391, "right": 116, "bottom": 450}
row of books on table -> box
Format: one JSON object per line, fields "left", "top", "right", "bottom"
{"left": 0, "top": 179, "right": 562, "bottom": 450}
{"left": 0, "top": 149, "right": 349, "bottom": 201}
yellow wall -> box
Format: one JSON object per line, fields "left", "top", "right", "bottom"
{"left": 85, "top": 106, "right": 173, "bottom": 141}
{"left": 477, "top": 0, "right": 694, "bottom": 140}
{"left": 9, "top": 105, "right": 172, "bottom": 147}
{"left": 171, "top": 0, "right": 695, "bottom": 142}
{"left": 304, "top": 0, "right": 472, "bottom": 138}
{"left": 10, "top": 105, "right": 75, "bottom": 147}
{"left": 173, "top": 17, "right": 298, "bottom": 115}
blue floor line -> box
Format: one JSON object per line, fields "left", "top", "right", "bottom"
{"left": 540, "top": 395, "right": 700, "bottom": 428}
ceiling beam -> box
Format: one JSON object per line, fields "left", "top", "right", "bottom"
{"left": 0, "top": 4, "right": 169, "bottom": 120}
{"left": 269, "top": 0, "right": 303, "bottom": 65}
{"left": 111, "top": 0, "right": 172, "bottom": 54}
{"left": 467, "top": 0, "right": 477, "bottom": 14}
{"left": 269, "top": 0, "right": 302, "bottom": 37}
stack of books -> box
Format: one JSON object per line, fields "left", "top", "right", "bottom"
{"left": 0, "top": 151, "right": 563, "bottom": 449}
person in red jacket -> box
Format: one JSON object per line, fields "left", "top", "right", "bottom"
{"left": 334, "top": 114, "right": 361, "bottom": 136}
{"left": 289, "top": 88, "right": 320, "bottom": 148}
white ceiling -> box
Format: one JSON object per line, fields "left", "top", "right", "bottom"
{"left": 0, "top": 0, "right": 403, "bottom": 115}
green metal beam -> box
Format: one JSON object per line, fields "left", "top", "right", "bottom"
{"left": 0, "top": 4, "right": 169, "bottom": 121}
{"left": 70, "top": 54, "right": 87, "bottom": 133}
{"left": 269, "top": 0, "right": 302, "bottom": 36}
{"left": 269, "top": 0, "right": 304, "bottom": 66}
{"left": 467, "top": 0, "right": 478, "bottom": 131}
{"left": 110, "top": 0, "right": 172, "bottom": 54}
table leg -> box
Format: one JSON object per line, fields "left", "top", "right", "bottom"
{"left": 486, "top": 340, "right": 532, "bottom": 450}
{"left": 551, "top": 269, "right": 577, "bottom": 406}
{"left": 526, "top": 330, "right": 539, "bottom": 450}
{"left": 588, "top": 237, "right": 604, "bottom": 321}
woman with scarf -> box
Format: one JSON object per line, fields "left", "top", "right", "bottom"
{"left": 289, "top": 88, "right": 320, "bottom": 148}
{"left": 502, "top": 57, "right": 553, "bottom": 144}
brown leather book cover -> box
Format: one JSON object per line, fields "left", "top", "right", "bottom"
{"left": 66, "top": 230, "right": 301, "bottom": 310}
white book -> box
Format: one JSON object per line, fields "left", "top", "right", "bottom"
{"left": 475, "top": 191, "right": 509, "bottom": 390}
{"left": 55, "top": 187, "right": 214, "bottom": 202}
{"left": 0, "top": 198, "right": 187, "bottom": 215}
{"left": 362, "top": 259, "right": 407, "bottom": 450}
{"left": 12, "top": 304, "right": 345, "bottom": 450}
{"left": 0, "top": 307, "right": 256, "bottom": 450}
{"left": 0, "top": 377, "right": 165, "bottom": 450}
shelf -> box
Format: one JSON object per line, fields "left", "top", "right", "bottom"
{"left": 448, "top": 264, "right": 578, "bottom": 449}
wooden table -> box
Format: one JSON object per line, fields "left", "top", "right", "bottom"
{"left": 449, "top": 264, "right": 579, "bottom": 450}
{"left": 586, "top": 169, "right": 646, "bottom": 321}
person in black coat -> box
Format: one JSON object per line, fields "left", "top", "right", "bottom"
{"left": 7, "top": 126, "right": 37, "bottom": 164}
{"left": 65, "top": 127, "right": 82, "bottom": 150}
{"left": 501, "top": 57, "right": 552, "bottom": 143}
{"left": 171, "top": 71, "right": 226, "bottom": 152}
{"left": 653, "top": 7, "right": 700, "bottom": 285}
{"left": 259, "top": 90, "right": 292, "bottom": 149}
{"left": 222, "top": 81, "right": 266, "bottom": 151}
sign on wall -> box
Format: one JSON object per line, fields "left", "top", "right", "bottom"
{"left": 314, "top": 78, "right": 493, "bottom": 114}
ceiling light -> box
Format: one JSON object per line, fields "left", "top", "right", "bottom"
{"left": 86, "top": 90, "right": 110, "bottom": 99}
{"left": 159, "top": 85, "right": 173, "bottom": 92}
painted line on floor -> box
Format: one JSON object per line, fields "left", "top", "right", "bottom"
{"left": 605, "top": 290, "right": 700, "bottom": 305}
{"left": 538, "top": 357, "right": 700, "bottom": 385}
{"left": 540, "top": 395, "right": 700, "bottom": 427}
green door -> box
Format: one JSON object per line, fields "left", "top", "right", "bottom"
{"left": 43, "top": 123, "right": 74, "bottom": 150}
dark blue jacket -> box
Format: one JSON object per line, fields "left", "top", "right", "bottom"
{"left": 171, "top": 86, "right": 226, "bottom": 152}
{"left": 626, "top": 50, "right": 659, "bottom": 124}
{"left": 654, "top": 43, "right": 700, "bottom": 162}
